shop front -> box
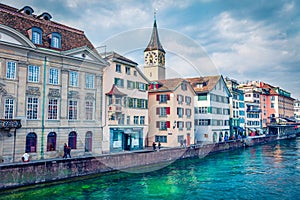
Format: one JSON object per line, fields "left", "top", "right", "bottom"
{"left": 110, "top": 127, "right": 143, "bottom": 153}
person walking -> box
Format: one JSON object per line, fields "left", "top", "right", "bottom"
{"left": 152, "top": 142, "right": 156, "bottom": 151}
{"left": 63, "top": 143, "right": 68, "bottom": 159}
{"left": 66, "top": 145, "right": 71, "bottom": 158}
{"left": 158, "top": 142, "right": 161, "bottom": 150}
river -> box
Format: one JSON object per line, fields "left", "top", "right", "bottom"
{"left": 1, "top": 137, "right": 299, "bottom": 200}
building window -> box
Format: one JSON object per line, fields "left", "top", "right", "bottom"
{"left": 181, "top": 83, "right": 187, "bottom": 91}
{"left": 127, "top": 116, "right": 130, "bottom": 125}
{"left": 140, "top": 116, "right": 145, "bottom": 125}
{"left": 177, "top": 121, "right": 184, "bottom": 130}
{"left": 114, "top": 78, "right": 124, "bottom": 88}
{"left": 48, "top": 99, "right": 58, "bottom": 120}
{"left": 138, "top": 82, "right": 147, "bottom": 91}
{"left": 125, "top": 66, "right": 130, "bottom": 75}
{"left": 6, "top": 61, "right": 16, "bottom": 79}
{"left": 157, "top": 107, "right": 170, "bottom": 117}
{"left": 155, "top": 135, "right": 167, "bottom": 143}
{"left": 85, "top": 100, "right": 94, "bottom": 120}
{"left": 85, "top": 73, "right": 95, "bottom": 89}
{"left": 32, "top": 27, "right": 42, "bottom": 44}
{"left": 186, "top": 122, "right": 192, "bottom": 130}
{"left": 68, "top": 131, "right": 77, "bottom": 149}
{"left": 27, "top": 97, "right": 38, "bottom": 119}
{"left": 185, "top": 96, "right": 191, "bottom": 105}
{"left": 157, "top": 94, "right": 170, "bottom": 103}
{"left": 127, "top": 80, "right": 135, "bottom": 89}
{"left": 4, "top": 98, "right": 14, "bottom": 119}
{"left": 28, "top": 65, "right": 40, "bottom": 82}
{"left": 69, "top": 71, "right": 79, "bottom": 87}
{"left": 116, "top": 64, "right": 121, "bottom": 73}
{"left": 177, "top": 107, "right": 184, "bottom": 118}
{"left": 49, "top": 68, "right": 59, "bottom": 85}
{"left": 198, "top": 94, "right": 207, "bottom": 101}
{"left": 25, "top": 132, "right": 37, "bottom": 153}
{"left": 134, "top": 71, "right": 137, "bottom": 76}
{"left": 47, "top": 132, "right": 56, "bottom": 151}
{"left": 271, "top": 103, "right": 274, "bottom": 108}
{"left": 51, "top": 32, "right": 61, "bottom": 48}
{"left": 156, "top": 121, "right": 170, "bottom": 130}
{"left": 134, "top": 116, "right": 139, "bottom": 125}
{"left": 177, "top": 95, "right": 184, "bottom": 104}
{"left": 186, "top": 108, "right": 191, "bottom": 118}
{"left": 178, "top": 135, "right": 184, "bottom": 144}
{"left": 85, "top": 132, "right": 92, "bottom": 152}
{"left": 68, "top": 100, "right": 78, "bottom": 120}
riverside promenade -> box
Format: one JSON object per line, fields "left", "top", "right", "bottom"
{"left": 0, "top": 136, "right": 277, "bottom": 190}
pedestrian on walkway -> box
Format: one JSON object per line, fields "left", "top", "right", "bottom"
{"left": 66, "top": 145, "right": 71, "bottom": 158}
{"left": 63, "top": 143, "right": 68, "bottom": 159}
{"left": 152, "top": 142, "right": 156, "bottom": 151}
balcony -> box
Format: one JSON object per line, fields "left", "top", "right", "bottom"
{"left": 0, "top": 119, "right": 22, "bottom": 130}
{"left": 246, "top": 108, "right": 261, "bottom": 113}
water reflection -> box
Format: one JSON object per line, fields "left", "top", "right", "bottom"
{"left": 1, "top": 138, "right": 300, "bottom": 200}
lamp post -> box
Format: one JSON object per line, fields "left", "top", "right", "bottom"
{"left": 41, "top": 57, "right": 47, "bottom": 159}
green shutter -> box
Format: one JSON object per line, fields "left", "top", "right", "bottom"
{"left": 207, "top": 106, "right": 212, "bottom": 114}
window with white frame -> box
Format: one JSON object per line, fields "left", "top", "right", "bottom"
{"left": 4, "top": 98, "right": 14, "bottom": 119}
{"left": 28, "top": 65, "right": 40, "bottom": 82}
{"left": 185, "top": 96, "right": 191, "bottom": 105}
{"left": 69, "top": 71, "right": 78, "bottom": 87}
{"left": 177, "top": 121, "right": 184, "bottom": 130}
{"left": 85, "top": 100, "right": 94, "bottom": 120}
{"left": 6, "top": 61, "right": 16, "bottom": 79}
{"left": 49, "top": 68, "right": 59, "bottom": 85}
{"left": 51, "top": 32, "right": 61, "bottom": 48}
{"left": 68, "top": 100, "right": 78, "bottom": 120}
{"left": 177, "top": 95, "right": 184, "bottom": 104}
{"left": 32, "top": 27, "right": 42, "bottom": 44}
{"left": 48, "top": 99, "right": 58, "bottom": 120}
{"left": 85, "top": 73, "right": 95, "bottom": 89}
{"left": 127, "top": 80, "right": 135, "bottom": 89}
{"left": 27, "top": 97, "right": 38, "bottom": 119}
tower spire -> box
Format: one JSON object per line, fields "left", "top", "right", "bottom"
{"left": 144, "top": 11, "right": 165, "bottom": 53}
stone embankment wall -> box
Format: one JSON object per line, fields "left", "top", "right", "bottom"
{"left": 0, "top": 138, "right": 274, "bottom": 190}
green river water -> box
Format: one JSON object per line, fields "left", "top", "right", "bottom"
{"left": 1, "top": 137, "right": 299, "bottom": 200}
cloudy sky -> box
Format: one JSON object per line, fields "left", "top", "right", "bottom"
{"left": 3, "top": 0, "right": 300, "bottom": 98}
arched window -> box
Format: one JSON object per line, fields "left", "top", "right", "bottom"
{"left": 26, "top": 132, "right": 37, "bottom": 153}
{"left": 85, "top": 131, "right": 92, "bottom": 152}
{"left": 47, "top": 132, "right": 56, "bottom": 151}
{"left": 68, "top": 131, "right": 77, "bottom": 149}
{"left": 213, "top": 132, "right": 218, "bottom": 143}
{"left": 31, "top": 27, "right": 43, "bottom": 45}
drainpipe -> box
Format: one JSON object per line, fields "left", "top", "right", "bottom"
{"left": 41, "top": 57, "right": 47, "bottom": 159}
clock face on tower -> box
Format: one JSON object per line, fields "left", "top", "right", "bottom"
{"left": 145, "top": 52, "right": 158, "bottom": 65}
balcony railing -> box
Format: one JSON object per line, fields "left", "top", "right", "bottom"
{"left": 108, "top": 104, "right": 123, "bottom": 113}
{"left": 0, "top": 119, "right": 22, "bottom": 130}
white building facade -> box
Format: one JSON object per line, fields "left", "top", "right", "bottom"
{"left": 188, "top": 76, "right": 231, "bottom": 144}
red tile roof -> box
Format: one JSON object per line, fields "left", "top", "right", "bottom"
{"left": 0, "top": 3, "right": 95, "bottom": 51}
{"left": 148, "top": 78, "right": 185, "bottom": 92}
{"left": 106, "top": 84, "right": 126, "bottom": 96}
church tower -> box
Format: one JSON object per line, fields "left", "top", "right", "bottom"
{"left": 144, "top": 15, "right": 165, "bottom": 81}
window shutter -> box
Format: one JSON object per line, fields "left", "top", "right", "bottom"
{"left": 177, "top": 121, "right": 179, "bottom": 128}
{"left": 156, "top": 107, "right": 160, "bottom": 115}
{"left": 156, "top": 95, "right": 160, "bottom": 101}
{"left": 156, "top": 84, "right": 159, "bottom": 89}
{"left": 182, "top": 95, "right": 184, "bottom": 102}
{"left": 149, "top": 84, "right": 153, "bottom": 90}
{"left": 167, "top": 94, "right": 170, "bottom": 100}
{"left": 177, "top": 108, "right": 179, "bottom": 115}
{"left": 166, "top": 121, "right": 170, "bottom": 128}
{"left": 182, "top": 122, "right": 184, "bottom": 128}
{"left": 156, "top": 121, "right": 160, "bottom": 128}
{"left": 182, "top": 108, "right": 184, "bottom": 115}
{"left": 146, "top": 84, "right": 149, "bottom": 90}
{"left": 136, "top": 82, "right": 139, "bottom": 89}
{"left": 114, "top": 78, "right": 117, "bottom": 85}
{"left": 166, "top": 107, "right": 170, "bottom": 115}
{"left": 208, "top": 106, "right": 212, "bottom": 114}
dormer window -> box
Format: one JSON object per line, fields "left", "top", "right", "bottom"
{"left": 19, "top": 6, "right": 34, "bottom": 15}
{"left": 50, "top": 32, "right": 61, "bottom": 48}
{"left": 31, "top": 27, "right": 43, "bottom": 45}
{"left": 37, "top": 12, "right": 52, "bottom": 21}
